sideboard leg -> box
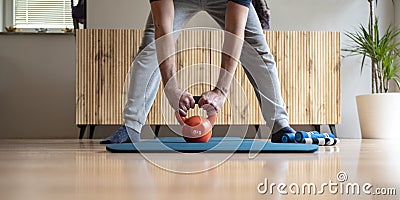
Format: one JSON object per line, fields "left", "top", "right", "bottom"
{"left": 329, "top": 124, "right": 337, "bottom": 137}
{"left": 89, "top": 125, "right": 96, "bottom": 139}
{"left": 255, "top": 124, "right": 262, "bottom": 139}
{"left": 151, "top": 125, "right": 161, "bottom": 138}
{"left": 78, "top": 125, "right": 87, "bottom": 139}
{"left": 154, "top": 125, "right": 161, "bottom": 138}
{"left": 314, "top": 125, "right": 321, "bottom": 133}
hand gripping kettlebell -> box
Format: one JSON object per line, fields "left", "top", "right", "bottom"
{"left": 175, "top": 96, "right": 217, "bottom": 143}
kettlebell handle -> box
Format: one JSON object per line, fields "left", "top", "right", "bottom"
{"left": 176, "top": 96, "right": 217, "bottom": 125}
{"left": 193, "top": 96, "right": 201, "bottom": 104}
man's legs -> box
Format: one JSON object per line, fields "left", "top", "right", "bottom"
{"left": 101, "top": 1, "right": 200, "bottom": 144}
{"left": 206, "top": 2, "right": 294, "bottom": 141}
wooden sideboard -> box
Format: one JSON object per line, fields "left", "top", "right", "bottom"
{"left": 76, "top": 29, "right": 340, "bottom": 138}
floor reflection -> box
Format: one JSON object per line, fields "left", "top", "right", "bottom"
{"left": 3, "top": 139, "right": 399, "bottom": 200}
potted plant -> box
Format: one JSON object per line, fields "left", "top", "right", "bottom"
{"left": 343, "top": 5, "right": 400, "bottom": 138}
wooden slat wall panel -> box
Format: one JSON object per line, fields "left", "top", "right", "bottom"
{"left": 265, "top": 31, "right": 341, "bottom": 125}
{"left": 76, "top": 30, "right": 340, "bottom": 125}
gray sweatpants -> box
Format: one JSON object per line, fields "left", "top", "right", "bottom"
{"left": 123, "top": 0, "right": 289, "bottom": 134}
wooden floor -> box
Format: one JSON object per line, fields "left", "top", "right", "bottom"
{"left": 0, "top": 139, "right": 399, "bottom": 200}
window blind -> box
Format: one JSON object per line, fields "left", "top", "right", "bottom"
{"left": 14, "top": 0, "right": 74, "bottom": 29}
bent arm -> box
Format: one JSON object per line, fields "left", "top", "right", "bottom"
{"left": 150, "top": 0, "right": 195, "bottom": 115}
{"left": 199, "top": 1, "right": 250, "bottom": 111}
{"left": 214, "top": 1, "right": 249, "bottom": 96}
{"left": 150, "top": 0, "right": 178, "bottom": 90}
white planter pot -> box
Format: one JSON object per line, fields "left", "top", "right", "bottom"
{"left": 356, "top": 93, "right": 400, "bottom": 139}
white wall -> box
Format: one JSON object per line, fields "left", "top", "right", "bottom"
{"left": 87, "top": 0, "right": 148, "bottom": 29}
{"left": 0, "top": 0, "right": 396, "bottom": 139}
{"left": 0, "top": 0, "right": 3, "bottom": 31}
{"left": 394, "top": 0, "right": 400, "bottom": 92}
{"left": 3, "top": 0, "right": 12, "bottom": 28}
{"left": 0, "top": 34, "right": 131, "bottom": 139}
{"left": 380, "top": 0, "right": 399, "bottom": 93}
{"left": 396, "top": 0, "right": 400, "bottom": 29}
{"left": 0, "top": 34, "right": 76, "bottom": 139}
{"left": 87, "top": 0, "right": 219, "bottom": 29}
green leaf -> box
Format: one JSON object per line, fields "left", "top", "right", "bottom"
{"left": 360, "top": 55, "right": 367, "bottom": 75}
{"left": 343, "top": 19, "right": 400, "bottom": 87}
{"left": 393, "top": 77, "right": 400, "bottom": 90}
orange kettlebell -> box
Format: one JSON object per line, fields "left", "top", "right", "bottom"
{"left": 176, "top": 96, "right": 217, "bottom": 143}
